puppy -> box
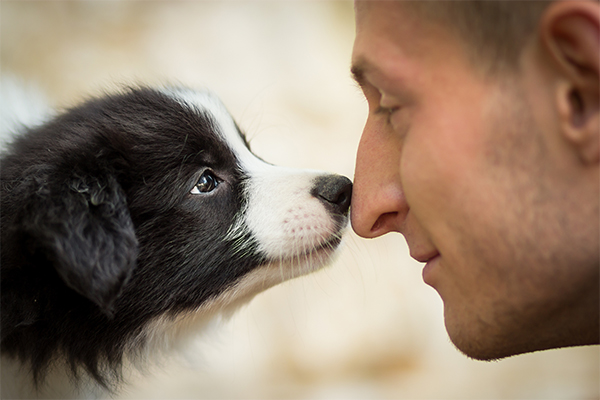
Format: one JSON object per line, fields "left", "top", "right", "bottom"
{"left": 0, "top": 85, "right": 351, "bottom": 398}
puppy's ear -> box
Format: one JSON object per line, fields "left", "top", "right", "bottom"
{"left": 22, "top": 168, "right": 138, "bottom": 316}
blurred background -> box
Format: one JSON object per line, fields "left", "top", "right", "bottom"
{"left": 1, "top": 1, "right": 598, "bottom": 399}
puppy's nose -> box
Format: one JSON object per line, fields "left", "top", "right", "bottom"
{"left": 312, "top": 175, "right": 353, "bottom": 215}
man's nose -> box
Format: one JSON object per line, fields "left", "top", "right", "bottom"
{"left": 351, "top": 120, "right": 409, "bottom": 238}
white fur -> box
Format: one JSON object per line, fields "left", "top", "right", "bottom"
{"left": 2, "top": 85, "right": 349, "bottom": 399}
{"left": 114, "top": 87, "right": 350, "bottom": 380}
{"left": 163, "top": 88, "right": 340, "bottom": 260}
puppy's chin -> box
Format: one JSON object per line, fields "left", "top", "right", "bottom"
{"left": 180, "top": 227, "right": 348, "bottom": 321}
{"left": 138, "top": 236, "right": 346, "bottom": 359}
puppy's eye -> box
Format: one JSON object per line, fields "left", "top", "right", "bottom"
{"left": 191, "top": 170, "right": 219, "bottom": 194}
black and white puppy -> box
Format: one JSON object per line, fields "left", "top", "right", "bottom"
{"left": 0, "top": 85, "right": 351, "bottom": 398}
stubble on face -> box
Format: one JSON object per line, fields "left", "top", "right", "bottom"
{"left": 352, "top": 0, "right": 599, "bottom": 361}
{"left": 443, "top": 79, "right": 556, "bottom": 359}
{"left": 439, "top": 68, "right": 599, "bottom": 360}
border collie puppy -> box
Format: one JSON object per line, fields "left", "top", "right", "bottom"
{"left": 0, "top": 85, "right": 352, "bottom": 398}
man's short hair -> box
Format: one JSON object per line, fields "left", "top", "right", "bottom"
{"left": 407, "top": 0, "right": 553, "bottom": 74}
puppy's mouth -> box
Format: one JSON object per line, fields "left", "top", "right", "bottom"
{"left": 303, "top": 234, "right": 343, "bottom": 257}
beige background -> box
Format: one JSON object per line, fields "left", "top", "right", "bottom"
{"left": 2, "top": 1, "right": 598, "bottom": 399}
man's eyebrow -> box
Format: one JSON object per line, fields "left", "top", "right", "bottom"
{"left": 350, "top": 63, "right": 367, "bottom": 88}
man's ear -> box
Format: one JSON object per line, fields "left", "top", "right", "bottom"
{"left": 20, "top": 167, "right": 139, "bottom": 317}
{"left": 541, "top": 1, "right": 600, "bottom": 164}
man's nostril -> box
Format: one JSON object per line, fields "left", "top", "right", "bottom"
{"left": 371, "top": 211, "right": 398, "bottom": 234}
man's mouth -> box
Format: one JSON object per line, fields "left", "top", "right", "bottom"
{"left": 412, "top": 251, "right": 440, "bottom": 264}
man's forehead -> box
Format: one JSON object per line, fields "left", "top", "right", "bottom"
{"left": 354, "top": 0, "right": 400, "bottom": 17}
{"left": 351, "top": 3, "right": 412, "bottom": 90}
{"left": 351, "top": 2, "right": 398, "bottom": 88}
{"left": 354, "top": 0, "right": 411, "bottom": 25}
{"left": 352, "top": 1, "right": 415, "bottom": 60}
{"left": 353, "top": 0, "right": 372, "bottom": 16}
{"left": 351, "top": 1, "right": 466, "bottom": 87}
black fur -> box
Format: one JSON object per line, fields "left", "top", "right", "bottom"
{"left": 1, "top": 87, "right": 266, "bottom": 388}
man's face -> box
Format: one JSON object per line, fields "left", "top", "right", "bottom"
{"left": 351, "top": 1, "right": 599, "bottom": 359}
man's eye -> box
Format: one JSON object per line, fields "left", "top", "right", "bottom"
{"left": 191, "top": 170, "right": 220, "bottom": 194}
{"left": 375, "top": 105, "right": 397, "bottom": 116}
{"left": 375, "top": 105, "right": 399, "bottom": 124}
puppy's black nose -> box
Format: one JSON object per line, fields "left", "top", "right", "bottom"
{"left": 312, "top": 174, "right": 353, "bottom": 215}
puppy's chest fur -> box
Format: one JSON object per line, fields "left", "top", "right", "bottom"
{"left": 0, "top": 86, "right": 351, "bottom": 398}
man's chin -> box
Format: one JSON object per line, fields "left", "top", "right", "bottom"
{"left": 443, "top": 306, "right": 533, "bottom": 361}
{"left": 443, "top": 292, "right": 600, "bottom": 361}
{"left": 443, "top": 308, "right": 576, "bottom": 362}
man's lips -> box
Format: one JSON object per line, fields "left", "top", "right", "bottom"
{"left": 421, "top": 253, "right": 441, "bottom": 286}
{"left": 412, "top": 251, "right": 440, "bottom": 263}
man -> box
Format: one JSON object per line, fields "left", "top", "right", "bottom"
{"left": 350, "top": 0, "right": 599, "bottom": 361}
